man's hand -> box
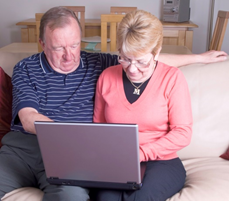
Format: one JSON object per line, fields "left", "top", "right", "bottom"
{"left": 159, "top": 50, "right": 228, "bottom": 67}
{"left": 18, "top": 107, "right": 53, "bottom": 134}
{"left": 197, "top": 50, "right": 228, "bottom": 64}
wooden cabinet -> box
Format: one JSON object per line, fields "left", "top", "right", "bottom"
{"left": 162, "top": 21, "right": 198, "bottom": 51}
{"left": 16, "top": 19, "right": 37, "bottom": 43}
{"left": 16, "top": 19, "right": 198, "bottom": 51}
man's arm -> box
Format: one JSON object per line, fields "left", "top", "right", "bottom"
{"left": 158, "top": 50, "right": 228, "bottom": 67}
{"left": 18, "top": 107, "right": 53, "bottom": 134}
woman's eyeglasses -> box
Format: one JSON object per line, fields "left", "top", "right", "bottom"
{"left": 118, "top": 54, "right": 154, "bottom": 71}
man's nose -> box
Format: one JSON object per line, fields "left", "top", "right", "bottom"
{"left": 63, "top": 48, "right": 72, "bottom": 60}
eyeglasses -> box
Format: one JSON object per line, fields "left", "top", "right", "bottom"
{"left": 118, "top": 54, "right": 154, "bottom": 71}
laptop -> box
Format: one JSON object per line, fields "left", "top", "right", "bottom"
{"left": 34, "top": 121, "right": 142, "bottom": 190}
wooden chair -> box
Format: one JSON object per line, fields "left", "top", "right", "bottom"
{"left": 101, "top": 14, "right": 125, "bottom": 52}
{"left": 36, "top": 6, "right": 86, "bottom": 52}
{"left": 209, "top": 10, "right": 229, "bottom": 51}
{"left": 64, "top": 6, "right": 85, "bottom": 37}
{"left": 86, "top": 6, "right": 137, "bottom": 51}
{"left": 110, "top": 6, "right": 137, "bottom": 14}
{"left": 35, "top": 13, "right": 43, "bottom": 52}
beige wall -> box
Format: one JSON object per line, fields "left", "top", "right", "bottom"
{"left": 0, "top": 0, "right": 228, "bottom": 54}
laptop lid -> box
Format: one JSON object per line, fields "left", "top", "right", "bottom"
{"left": 34, "top": 121, "right": 142, "bottom": 190}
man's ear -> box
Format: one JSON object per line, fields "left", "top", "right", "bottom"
{"left": 39, "top": 39, "right": 45, "bottom": 50}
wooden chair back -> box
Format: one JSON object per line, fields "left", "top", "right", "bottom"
{"left": 35, "top": 6, "right": 85, "bottom": 52}
{"left": 101, "top": 14, "right": 124, "bottom": 52}
{"left": 110, "top": 6, "right": 137, "bottom": 14}
{"left": 35, "top": 13, "right": 43, "bottom": 52}
{"left": 209, "top": 10, "right": 229, "bottom": 51}
{"left": 64, "top": 6, "right": 85, "bottom": 37}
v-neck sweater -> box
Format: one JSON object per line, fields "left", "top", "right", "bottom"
{"left": 93, "top": 62, "right": 193, "bottom": 162}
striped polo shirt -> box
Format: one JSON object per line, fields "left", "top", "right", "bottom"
{"left": 11, "top": 51, "right": 118, "bottom": 134}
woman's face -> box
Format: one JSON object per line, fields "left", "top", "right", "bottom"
{"left": 119, "top": 52, "right": 156, "bottom": 83}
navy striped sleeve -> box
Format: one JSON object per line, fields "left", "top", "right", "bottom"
{"left": 11, "top": 54, "right": 41, "bottom": 126}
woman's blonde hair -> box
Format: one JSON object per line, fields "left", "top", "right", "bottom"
{"left": 117, "top": 10, "right": 163, "bottom": 57}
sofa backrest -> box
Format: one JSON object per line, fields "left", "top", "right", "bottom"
{"left": 1, "top": 51, "right": 228, "bottom": 159}
{"left": 0, "top": 52, "right": 33, "bottom": 77}
{"left": 178, "top": 56, "right": 229, "bottom": 159}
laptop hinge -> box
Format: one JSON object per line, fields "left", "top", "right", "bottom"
{"left": 127, "top": 181, "right": 141, "bottom": 190}
{"left": 49, "top": 177, "right": 59, "bottom": 180}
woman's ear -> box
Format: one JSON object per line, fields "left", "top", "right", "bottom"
{"left": 154, "top": 47, "right": 162, "bottom": 61}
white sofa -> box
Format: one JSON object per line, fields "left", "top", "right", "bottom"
{"left": 1, "top": 51, "right": 229, "bottom": 201}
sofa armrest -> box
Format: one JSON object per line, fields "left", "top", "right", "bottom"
{"left": 177, "top": 56, "right": 229, "bottom": 159}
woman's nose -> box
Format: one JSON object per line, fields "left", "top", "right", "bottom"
{"left": 128, "top": 62, "right": 138, "bottom": 73}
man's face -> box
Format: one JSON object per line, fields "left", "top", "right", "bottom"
{"left": 40, "top": 17, "right": 81, "bottom": 74}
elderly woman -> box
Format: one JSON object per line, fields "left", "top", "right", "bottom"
{"left": 93, "top": 10, "right": 193, "bottom": 201}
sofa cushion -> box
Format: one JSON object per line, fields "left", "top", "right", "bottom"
{"left": 178, "top": 57, "right": 229, "bottom": 159}
{"left": 167, "top": 157, "right": 229, "bottom": 201}
{"left": 0, "top": 67, "right": 12, "bottom": 147}
{"left": 2, "top": 158, "right": 229, "bottom": 201}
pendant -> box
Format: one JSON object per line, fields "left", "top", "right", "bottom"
{"left": 133, "top": 88, "right": 140, "bottom": 95}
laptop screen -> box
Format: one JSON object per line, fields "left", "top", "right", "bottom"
{"left": 35, "top": 121, "right": 142, "bottom": 190}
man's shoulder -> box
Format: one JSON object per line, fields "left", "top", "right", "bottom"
{"left": 16, "top": 53, "right": 40, "bottom": 66}
{"left": 80, "top": 51, "right": 100, "bottom": 58}
{"left": 80, "top": 51, "right": 116, "bottom": 62}
{"left": 13, "top": 53, "right": 41, "bottom": 75}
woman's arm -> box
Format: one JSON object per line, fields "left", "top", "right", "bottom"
{"left": 139, "top": 69, "right": 193, "bottom": 162}
{"left": 93, "top": 73, "right": 107, "bottom": 123}
{"left": 158, "top": 50, "right": 228, "bottom": 67}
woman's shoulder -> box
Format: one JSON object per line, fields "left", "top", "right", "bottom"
{"left": 156, "top": 62, "right": 186, "bottom": 85}
{"left": 157, "top": 61, "right": 183, "bottom": 76}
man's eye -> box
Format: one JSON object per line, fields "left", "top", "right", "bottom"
{"left": 54, "top": 47, "right": 63, "bottom": 51}
{"left": 72, "top": 44, "right": 79, "bottom": 49}
{"left": 71, "top": 43, "right": 80, "bottom": 49}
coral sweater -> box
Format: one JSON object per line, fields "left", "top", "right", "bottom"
{"left": 93, "top": 62, "right": 193, "bottom": 162}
